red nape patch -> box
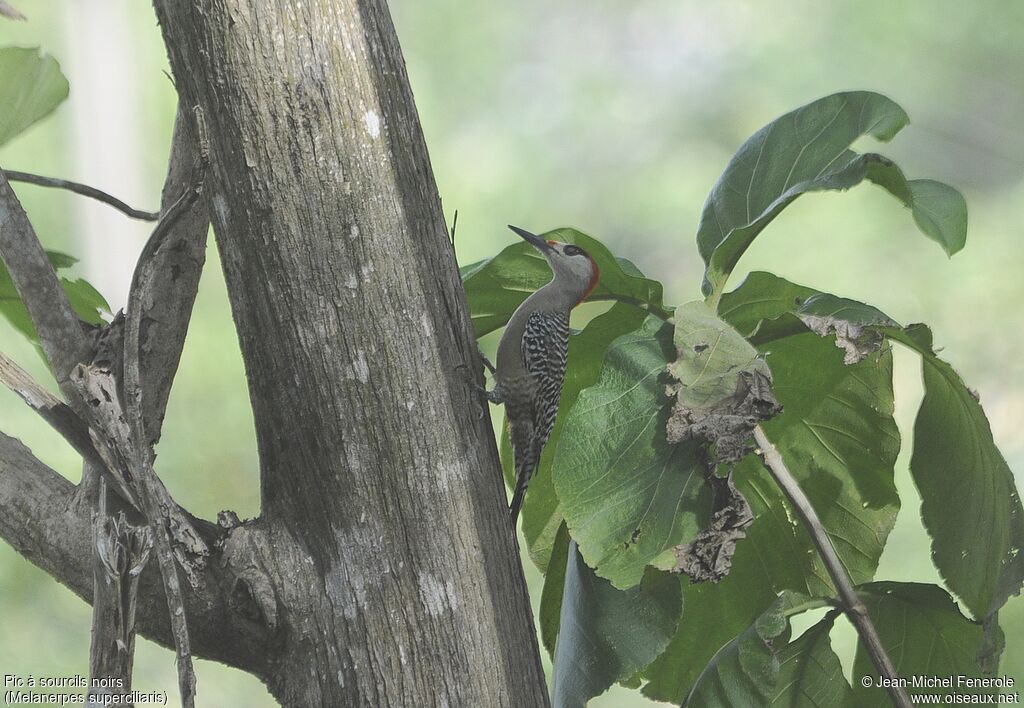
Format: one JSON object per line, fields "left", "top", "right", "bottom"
{"left": 575, "top": 257, "right": 601, "bottom": 307}
{"left": 547, "top": 239, "right": 559, "bottom": 245}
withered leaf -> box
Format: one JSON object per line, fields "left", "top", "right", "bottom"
{"left": 796, "top": 294, "right": 897, "bottom": 365}
{"left": 666, "top": 301, "right": 782, "bottom": 464}
{"left": 671, "top": 471, "right": 753, "bottom": 582}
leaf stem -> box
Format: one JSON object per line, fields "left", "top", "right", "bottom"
{"left": 753, "top": 424, "right": 912, "bottom": 708}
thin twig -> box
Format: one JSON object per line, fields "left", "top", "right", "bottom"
{"left": 0, "top": 1, "right": 25, "bottom": 21}
{"left": 449, "top": 209, "right": 458, "bottom": 247}
{"left": 4, "top": 170, "right": 160, "bottom": 221}
{"left": 753, "top": 425, "right": 912, "bottom": 708}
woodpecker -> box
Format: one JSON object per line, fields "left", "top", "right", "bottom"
{"left": 485, "top": 226, "right": 601, "bottom": 525}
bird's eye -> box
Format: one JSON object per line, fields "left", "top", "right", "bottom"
{"left": 564, "top": 245, "right": 584, "bottom": 257}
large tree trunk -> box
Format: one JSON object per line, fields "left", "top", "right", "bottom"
{"left": 150, "top": 1, "right": 549, "bottom": 705}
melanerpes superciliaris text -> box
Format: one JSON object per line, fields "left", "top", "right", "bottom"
{"left": 484, "top": 226, "right": 601, "bottom": 525}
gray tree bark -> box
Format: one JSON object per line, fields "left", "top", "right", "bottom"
{"left": 0, "top": 0, "right": 548, "bottom": 703}
{"left": 146, "top": 1, "right": 549, "bottom": 706}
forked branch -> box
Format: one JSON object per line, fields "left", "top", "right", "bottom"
{"left": 753, "top": 425, "right": 912, "bottom": 708}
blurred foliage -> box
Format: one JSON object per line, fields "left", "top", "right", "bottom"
{"left": 0, "top": 2, "right": 1022, "bottom": 707}
{"left": 0, "top": 46, "right": 67, "bottom": 146}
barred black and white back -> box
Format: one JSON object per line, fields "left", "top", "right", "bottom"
{"left": 509, "top": 310, "right": 570, "bottom": 523}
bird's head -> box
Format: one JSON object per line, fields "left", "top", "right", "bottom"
{"left": 509, "top": 225, "right": 601, "bottom": 306}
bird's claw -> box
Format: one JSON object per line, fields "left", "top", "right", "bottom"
{"left": 454, "top": 361, "right": 493, "bottom": 419}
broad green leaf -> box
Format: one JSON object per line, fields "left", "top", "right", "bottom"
{"left": 552, "top": 316, "right": 709, "bottom": 589}
{"left": 797, "top": 293, "right": 1024, "bottom": 619}
{"left": 771, "top": 613, "right": 852, "bottom": 707}
{"left": 849, "top": 582, "right": 991, "bottom": 707}
{"left": 717, "top": 271, "right": 818, "bottom": 340}
{"left": 642, "top": 473, "right": 808, "bottom": 702}
{"left": 0, "top": 47, "right": 69, "bottom": 146}
{"left": 698, "top": 91, "right": 966, "bottom": 301}
{"left": 62, "top": 277, "right": 110, "bottom": 326}
{"left": 907, "top": 179, "right": 968, "bottom": 255}
{"left": 671, "top": 595, "right": 847, "bottom": 708}
{"left": 683, "top": 595, "right": 793, "bottom": 707}
{"left": 755, "top": 333, "right": 901, "bottom": 577}
{"left": 643, "top": 332, "right": 899, "bottom": 703}
{"left": 501, "top": 303, "right": 648, "bottom": 571}
{"left": 551, "top": 538, "right": 681, "bottom": 708}
{"left": 886, "top": 325, "right": 1024, "bottom": 619}
{"left": 461, "top": 227, "right": 666, "bottom": 337}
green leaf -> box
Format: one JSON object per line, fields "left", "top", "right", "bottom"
{"left": 551, "top": 538, "right": 681, "bottom": 708}
{"left": 793, "top": 292, "right": 1024, "bottom": 619}
{"left": 683, "top": 595, "right": 792, "bottom": 707}
{"left": 717, "top": 271, "right": 819, "bottom": 340}
{"left": 0, "top": 47, "right": 69, "bottom": 146}
{"left": 502, "top": 303, "right": 649, "bottom": 571}
{"left": 641, "top": 479, "right": 807, "bottom": 703}
{"left": 668, "top": 593, "right": 844, "bottom": 708}
{"left": 771, "top": 613, "right": 852, "bottom": 707}
{"left": 0, "top": 249, "right": 109, "bottom": 344}
{"left": 907, "top": 179, "right": 968, "bottom": 256}
{"left": 539, "top": 523, "right": 572, "bottom": 656}
{"left": 44, "top": 250, "right": 78, "bottom": 269}
{"left": 552, "top": 316, "right": 709, "bottom": 589}
{"left": 461, "top": 227, "right": 666, "bottom": 337}
{"left": 886, "top": 325, "right": 1024, "bottom": 619}
{"left": 740, "top": 332, "right": 901, "bottom": 594}
{"left": 0, "top": 297, "right": 36, "bottom": 342}
{"left": 698, "top": 91, "right": 966, "bottom": 301}
{"left": 62, "top": 277, "right": 110, "bottom": 326}
{"left": 642, "top": 332, "right": 899, "bottom": 703}
{"left": 849, "top": 582, "right": 990, "bottom": 707}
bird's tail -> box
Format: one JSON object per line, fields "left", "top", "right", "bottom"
{"left": 509, "top": 422, "right": 541, "bottom": 525}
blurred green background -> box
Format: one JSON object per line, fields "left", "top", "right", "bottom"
{"left": 0, "top": 2, "right": 1021, "bottom": 705}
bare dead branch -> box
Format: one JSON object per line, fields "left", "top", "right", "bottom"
{"left": 0, "top": 156, "right": 211, "bottom": 708}
{"left": 115, "top": 130, "right": 207, "bottom": 708}
{"left": 136, "top": 106, "right": 211, "bottom": 447}
{"left": 88, "top": 479, "right": 153, "bottom": 704}
{"left": 0, "top": 351, "right": 139, "bottom": 506}
{"left": 753, "top": 425, "right": 912, "bottom": 708}
{"left": 0, "top": 431, "right": 273, "bottom": 674}
{"left": 0, "top": 171, "right": 93, "bottom": 393}
{"left": 3, "top": 170, "right": 160, "bottom": 221}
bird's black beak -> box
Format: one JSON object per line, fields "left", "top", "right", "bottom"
{"left": 508, "top": 225, "right": 552, "bottom": 253}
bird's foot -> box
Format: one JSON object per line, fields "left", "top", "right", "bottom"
{"left": 454, "top": 362, "right": 501, "bottom": 419}
{"left": 477, "top": 345, "right": 496, "bottom": 375}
